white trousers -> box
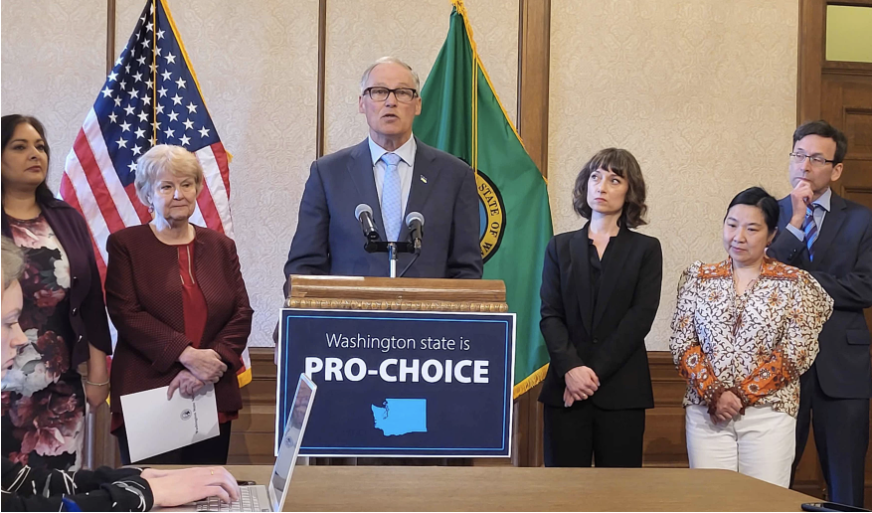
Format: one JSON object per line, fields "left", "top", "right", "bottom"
{"left": 685, "top": 404, "right": 796, "bottom": 488}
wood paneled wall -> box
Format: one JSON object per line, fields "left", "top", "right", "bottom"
{"left": 229, "top": 349, "right": 279, "bottom": 465}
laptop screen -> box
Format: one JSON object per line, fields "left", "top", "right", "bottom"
{"left": 268, "top": 373, "right": 317, "bottom": 511}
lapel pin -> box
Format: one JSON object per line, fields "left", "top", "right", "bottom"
{"left": 420, "top": 175, "right": 428, "bottom": 184}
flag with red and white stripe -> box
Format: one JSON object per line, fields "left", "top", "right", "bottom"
{"left": 60, "top": 0, "right": 252, "bottom": 387}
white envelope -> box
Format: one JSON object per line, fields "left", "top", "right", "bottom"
{"left": 120, "top": 383, "right": 220, "bottom": 462}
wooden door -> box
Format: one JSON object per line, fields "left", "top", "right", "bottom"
{"left": 828, "top": 77, "right": 872, "bottom": 327}
{"left": 825, "top": 62, "right": 872, "bottom": 513}
{"left": 796, "top": 0, "right": 872, "bottom": 506}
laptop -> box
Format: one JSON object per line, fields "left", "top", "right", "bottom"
{"left": 192, "top": 373, "right": 316, "bottom": 512}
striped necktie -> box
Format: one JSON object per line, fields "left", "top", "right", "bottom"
{"left": 380, "top": 152, "right": 403, "bottom": 242}
{"left": 802, "top": 204, "right": 820, "bottom": 261}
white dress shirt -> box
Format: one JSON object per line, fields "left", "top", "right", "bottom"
{"left": 369, "top": 135, "right": 416, "bottom": 217}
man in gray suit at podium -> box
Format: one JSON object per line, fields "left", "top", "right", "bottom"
{"left": 283, "top": 56, "right": 483, "bottom": 289}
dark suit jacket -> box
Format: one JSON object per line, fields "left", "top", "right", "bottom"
{"left": 1, "top": 198, "right": 112, "bottom": 366}
{"left": 538, "top": 225, "right": 662, "bottom": 410}
{"left": 105, "top": 225, "right": 253, "bottom": 414}
{"left": 283, "top": 138, "right": 483, "bottom": 290}
{"left": 767, "top": 193, "right": 872, "bottom": 399}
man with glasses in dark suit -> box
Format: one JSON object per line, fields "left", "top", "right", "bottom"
{"left": 282, "top": 56, "right": 482, "bottom": 288}
{"left": 767, "top": 120, "right": 872, "bottom": 507}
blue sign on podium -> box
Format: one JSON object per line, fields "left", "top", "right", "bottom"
{"left": 277, "top": 309, "right": 516, "bottom": 458}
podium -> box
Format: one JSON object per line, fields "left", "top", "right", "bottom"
{"left": 285, "top": 275, "right": 508, "bottom": 313}
{"left": 277, "top": 275, "right": 516, "bottom": 459}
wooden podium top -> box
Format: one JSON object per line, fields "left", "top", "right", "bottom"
{"left": 287, "top": 275, "right": 508, "bottom": 313}
{"left": 208, "top": 465, "right": 817, "bottom": 511}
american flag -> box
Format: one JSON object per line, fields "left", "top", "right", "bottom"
{"left": 60, "top": 0, "right": 252, "bottom": 387}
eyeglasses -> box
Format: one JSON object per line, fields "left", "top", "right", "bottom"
{"left": 363, "top": 87, "right": 418, "bottom": 103}
{"left": 789, "top": 152, "right": 835, "bottom": 167}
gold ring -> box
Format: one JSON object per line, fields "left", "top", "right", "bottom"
{"left": 211, "top": 470, "right": 214, "bottom": 475}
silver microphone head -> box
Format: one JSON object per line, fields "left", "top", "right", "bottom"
{"left": 405, "top": 211, "right": 425, "bottom": 227}
{"left": 355, "top": 204, "right": 373, "bottom": 221}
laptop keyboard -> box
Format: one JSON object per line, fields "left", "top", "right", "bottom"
{"left": 195, "top": 486, "right": 261, "bottom": 512}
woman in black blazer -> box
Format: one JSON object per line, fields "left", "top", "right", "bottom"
{"left": 539, "top": 148, "right": 662, "bottom": 467}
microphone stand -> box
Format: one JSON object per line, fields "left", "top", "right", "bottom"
{"left": 389, "top": 242, "right": 397, "bottom": 278}
{"left": 364, "top": 240, "right": 415, "bottom": 278}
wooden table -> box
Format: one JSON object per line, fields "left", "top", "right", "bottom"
{"left": 219, "top": 465, "right": 817, "bottom": 511}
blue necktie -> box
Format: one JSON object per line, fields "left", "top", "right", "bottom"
{"left": 380, "top": 152, "right": 402, "bottom": 241}
{"left": 802, "top": 204, "right": 820, "bottom": 261}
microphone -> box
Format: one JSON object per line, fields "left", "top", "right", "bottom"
{"left": 355, "top": 204, "right": 381, "bottom": 241}
{"left": 405, "top": 212, "right": 425, "bottom": 253}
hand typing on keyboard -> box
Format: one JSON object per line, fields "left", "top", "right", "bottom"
{"left": 196, "top": 487, "right": 261, "bottom": 512}
{"left": 140, "top": 466, "right": 241, "bottom": 508}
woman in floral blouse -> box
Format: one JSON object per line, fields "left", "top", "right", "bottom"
{"left": 0, "top": 115, "right": 112, "bottom": 472}
{"left": 670, "top": 186, "right": 833, "bottom": 487}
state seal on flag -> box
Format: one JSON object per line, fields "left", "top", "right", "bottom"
{"left": 476, "top": 170, "right": 506, "bottom": 263}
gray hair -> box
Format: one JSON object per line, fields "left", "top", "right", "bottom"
{"left": 133, "top": 144, "right": 204, "bottom": 208}
{"left": 359, "top": 56, "right": 421, "bottom": 93}
{"left": 1, "top": 236, "right": 25, "bottom": 291}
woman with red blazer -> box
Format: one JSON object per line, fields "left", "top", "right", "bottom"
{"left": 105, "top": 144, "right": 253, "bottom": 465}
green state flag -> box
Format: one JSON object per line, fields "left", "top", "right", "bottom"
{"left": 414, "top": 0, "right": 554, "bottom": 398}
